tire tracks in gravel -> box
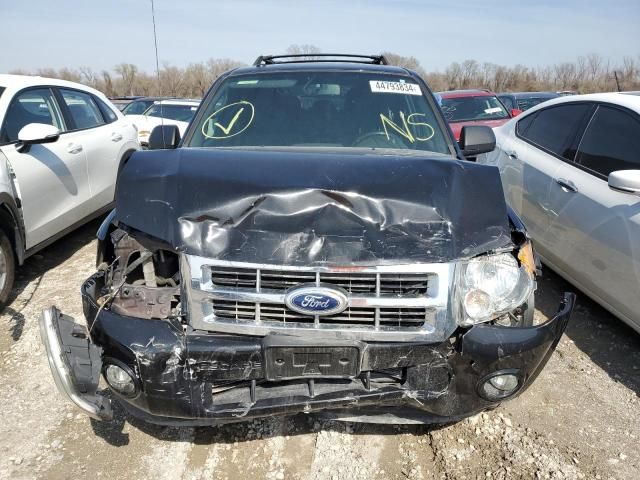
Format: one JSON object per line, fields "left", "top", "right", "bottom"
{"left": 0, "top": 234, "right": 100, "bottom": 479}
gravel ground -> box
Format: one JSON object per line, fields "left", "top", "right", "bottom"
{"left": 0, "top": 219, "right": 638, "bottom": 480}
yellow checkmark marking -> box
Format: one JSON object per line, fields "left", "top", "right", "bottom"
{"left": 214, "top": 107, "right": 245, "bottom": 136}
{"left": 202, "top": 101, "right": 255, "bottom": 139}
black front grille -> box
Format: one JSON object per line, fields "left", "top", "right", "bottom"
{"left": 210, "top": 267, "right": 430, "bottom": 296}
{"left": 212, "top": 299, "right": 427, "bottom": 327}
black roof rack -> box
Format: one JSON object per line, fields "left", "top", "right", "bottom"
{"left": 253, "top": 54, "right": 388, "bottom": 67}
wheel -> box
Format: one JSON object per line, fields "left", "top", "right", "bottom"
{"left": 0, "top": 230, "right": 15, "bottom": 305}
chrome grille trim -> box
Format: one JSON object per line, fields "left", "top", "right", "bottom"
{"left": 209, "top": 266, "right": 432, "bottom": 295}
{"left": 183, "top": 255, "right": 457, "bottom": 342}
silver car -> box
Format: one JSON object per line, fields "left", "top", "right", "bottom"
{"left": 478, "top": 92, "right": 640, "bottom": 333}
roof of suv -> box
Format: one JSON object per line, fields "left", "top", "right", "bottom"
{"left": 230, "top": 61, "right": 411, "bottom": 76}
{"left": 499, "top": 91, "right": 559, "bottom": 99}
{"left": 437, "top": 89, "right": 496, "bottom": 99}
{"left": 0, "top": 74, "right": 110, "bottom": 103}
{"left": 0, "top": 73, "right": 97, "bottom": 91}
{"left": 152, "top": 99, "right": 200, "bottom": 106}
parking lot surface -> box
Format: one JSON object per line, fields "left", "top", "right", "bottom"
{"left": 0, "top": 219, "right": 638, "bottom": 480}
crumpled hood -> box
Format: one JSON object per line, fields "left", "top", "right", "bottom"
{"left": 115, "top": 147, "right": 513, "bottom": 266}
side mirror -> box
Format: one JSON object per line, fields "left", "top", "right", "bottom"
{"left": 511, "top": 108, "right": 523, "bottom": 117}
{"left": 16, "top": 123, "right": 60, "bottom": 153}
{"left": 459, "top": 125, "right": 496, "bottom": 158}
{"left": 608, "top": 170, "right": 640, "bottom": 195}
{"left": 148, "top": 124, "right": 181, "bottom": 150}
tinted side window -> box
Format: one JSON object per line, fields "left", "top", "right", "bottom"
{"left": 94, "top": 96, "right": 118, "bottom": 123}
{"left": 575, "top": 106, "right": 640, "bottom": 178}
{"left": 517, "top": 104, "right": 591, "bottom": 161}
{"left": 0, "top": 88, "right": 65, "bottom": 144}
{"left": 60, "top": 89, "right": 105, "bottom": 130}
{"left": 122, "top": 100, "right": 152, "bottom": 115}
{"left": 516, "top": 112, "right": 536, "bottom": 136}
{"left": 499, "top": 95, "right": 515, "bottom": 110}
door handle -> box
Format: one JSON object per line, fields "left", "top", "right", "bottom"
{"left": 506, "top": 151, "right": 518, "bottom": 160}
{"left": 555, "top": 178, "right": 578, "bottom": 193}
{"left": 111, "top": 133, "right": 123, "bottom": 142}
{"left": 67, "top": 143, "right": 83, "bottom": 154}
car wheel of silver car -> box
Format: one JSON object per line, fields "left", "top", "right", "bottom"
{"left": 0, "top": 230, "right": 16, "bottom": 306}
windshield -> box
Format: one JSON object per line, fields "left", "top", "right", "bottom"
{"left": 516, "top": 95, "right": 558, "bottom": 111}
{"left": 0, "top": 87, "right": 4, "bottom": 100}
{"left": 186, "top": 72, "right": 450, "bottom": 154}
{"left": 441, "top": 95, "right": 509, "bottom": 122}
{"left": 144, "top": 103, "right": 198, "bottom": 122}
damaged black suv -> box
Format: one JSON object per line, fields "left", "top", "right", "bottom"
{"left": 40, "top": 54, "right": 574, "bottom": 426}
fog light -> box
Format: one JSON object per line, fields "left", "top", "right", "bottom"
{"left": 489, "top": 374, "right": 518, "bottom": 391}
{"left": 479, "top": 371, "right": 520, "bottom": 401}
{"left": 463, "top": 289, "right": 491, "bottom": 320}
{"left": 105, "top": 363, "right": 136, "bottom": 396}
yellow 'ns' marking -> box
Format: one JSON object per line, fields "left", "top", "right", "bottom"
{"left": 380, "top": 111, "right": 415, "bottom": 143}
{"left": 380, "top": 111, "right": 435, "bottom": 143}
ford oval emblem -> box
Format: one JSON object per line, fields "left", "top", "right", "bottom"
{"left": 285, "top": 285, "right": 348, "bottom": 316}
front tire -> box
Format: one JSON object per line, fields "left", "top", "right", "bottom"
{"left": 0, "top": 230, "right": 16, "bottom": 305}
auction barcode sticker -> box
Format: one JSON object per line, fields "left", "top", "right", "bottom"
{"left": 370, "top": 80, "right": 422, "bottom": 95}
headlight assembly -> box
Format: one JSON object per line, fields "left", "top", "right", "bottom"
{"left": 458, "top": 252, "right": 534, "bottom": 326}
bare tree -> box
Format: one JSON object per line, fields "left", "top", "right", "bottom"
{"left": 619, "top": 56, "right": 638, "bottom": 90}
{"left": 11, "top": 52, "right": 640, "bottom": 98}
{"left": 79, "top": 66, "right": 98, "bottom": 88}
{"left": 184, "top": 63, "right": 211, "bottom": 97}
{"left": 115, "top": 63, "right": 138, "bottom": 96}
{"left": 460, "top": 60, "right": 479, "bottom": 88}
{"left": 159, "top": 63, "right": 183, "bottom": 96}
{"left": 586, "top": 53, "right": 603, "bottom": 82}
{"left": 207, "top": 58, "right": 245, "bottom": 80}
{"left": 101, "top": 70, "right": 115, "bottom": 97}
{"left": 285, "top": 44, "right": 321, "bottom": 60}
{"left": 445, "top": 62, "right": 463, "bottom": 90}
{"left": 381, "top": 52, "right": 426, "bottom": 77}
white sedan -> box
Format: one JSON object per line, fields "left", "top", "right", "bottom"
{"left": 0, "top": 74, "right": 139, "bottom": 303}
{"left": 126, "top": 99, "right": 199, "bottom": 146}
{"left": 478, "top": 92, "right": 640, "bottom": 333}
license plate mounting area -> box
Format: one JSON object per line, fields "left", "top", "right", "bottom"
{"left": 264, "top": 345, "right": 360, "bottom": 381}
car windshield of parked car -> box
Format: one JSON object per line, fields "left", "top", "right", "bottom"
{"left": 441, "top": 95, "right": 510, "bottom": 122}
{"left": 122, "top": 100, "right": 153, "bottom": 115}
{"left": 143, "top": 104, "right": 197, "bottom": 122}
{"left": 517, "top": 95, "right": 558, "bottom": 111}
{"left": 187, "top": 72, "right": 450, "bottom": 154}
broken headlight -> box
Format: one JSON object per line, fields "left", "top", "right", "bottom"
{"left": 458, "top": 252, "right": 534, "bottom": 326}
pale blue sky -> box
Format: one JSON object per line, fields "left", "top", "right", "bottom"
{"left": 0, "top": 0, "right": 638, "bottom": 73}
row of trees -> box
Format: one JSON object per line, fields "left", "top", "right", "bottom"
{"left": 423, "top": 54, "right": 640, "bottom": 93}
{"left": 10, "top": 46, "right": 640, "bottom": 98}
{"left": 10, "top": 58, "right": 245, "bottom": 98}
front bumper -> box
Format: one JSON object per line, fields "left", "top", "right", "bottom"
{"left": 40, "top": 276, "right": 574, "bottom": 425}
{"left": 39, "top": 307, "right": 112, "bottom": 421}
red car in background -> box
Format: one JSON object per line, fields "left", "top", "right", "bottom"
{"left": 436, "top": 89, "right": 521, "bottom": 140}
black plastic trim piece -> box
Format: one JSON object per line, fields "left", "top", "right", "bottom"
{"left": 253, "top": 54, "right": 388, "bottom": 66}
